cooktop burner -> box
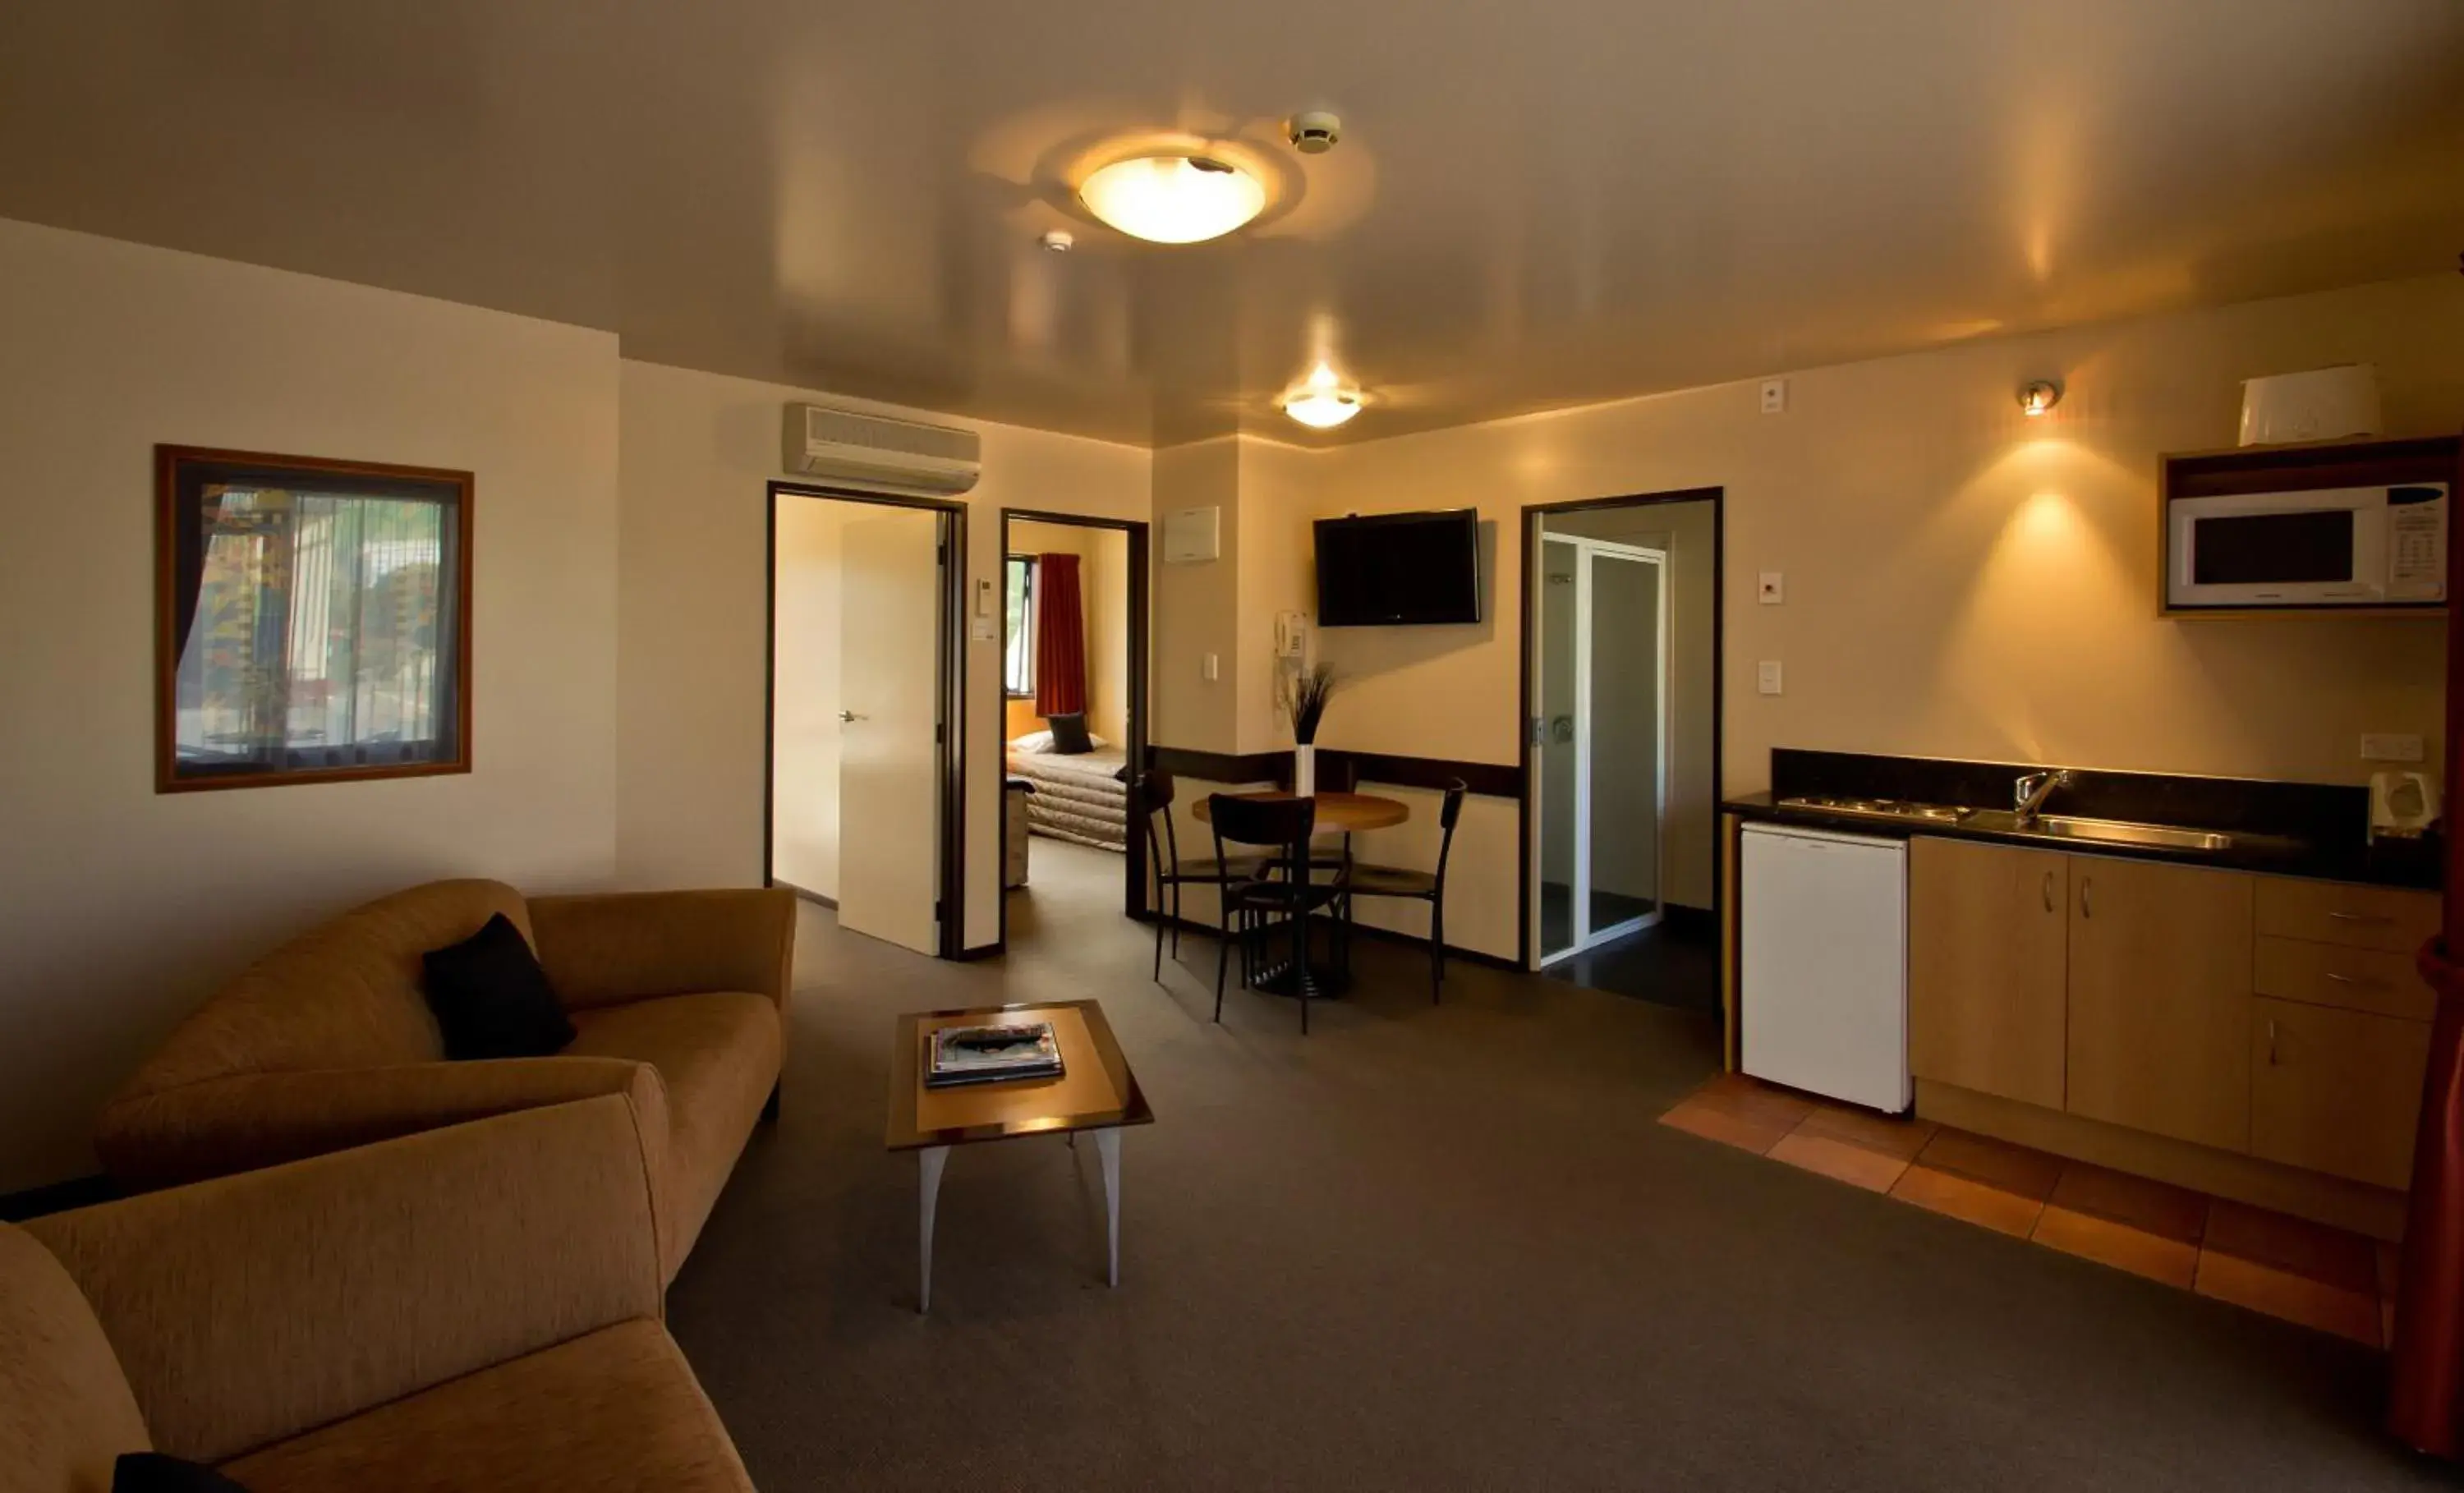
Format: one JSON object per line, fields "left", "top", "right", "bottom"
{"left": 1775, "top": 794, "right": 1970, "bottom": 824}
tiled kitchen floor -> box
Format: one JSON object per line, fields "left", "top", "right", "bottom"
{"left": 1662, "top": 1072, "right": 2396, "bottom": 1348}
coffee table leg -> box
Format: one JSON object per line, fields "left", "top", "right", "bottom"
{"left": 1095, "top": 1128, "right": 1122, "bottom": 1287}
{"left": 917, "top": 1145, "right": 949, "bottom": 1315}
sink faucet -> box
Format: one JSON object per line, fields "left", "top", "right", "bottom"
{"left": 2013, "top": 769, "right": 2074, "bottom": 824}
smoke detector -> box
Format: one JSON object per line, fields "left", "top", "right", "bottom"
{"left": 1287, "top": 111, "right": 1341, "bottom": 154}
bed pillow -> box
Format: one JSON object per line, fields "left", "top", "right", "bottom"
{"left": 1046, "top": 712, "right": 1096, "bottom": 755}
{"left": 1010, "top": 728, "right": 1108, "bottom": 755}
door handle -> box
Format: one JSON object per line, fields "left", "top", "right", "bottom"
{"left": 2042, "top": 871, "right": 2055, "bottom": 913}
{"left": 2079, "top": 878, "right": 2092, "bottom": 919}
{"left": 839, "top": 710, "right": 866, "bottom": 723}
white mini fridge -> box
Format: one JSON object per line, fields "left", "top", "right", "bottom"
{"left": 1740, "top": 824, "right": 1910, "bottom": 1113}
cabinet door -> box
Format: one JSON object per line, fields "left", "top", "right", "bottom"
{"left": 2066, "top": 857, "right": 2255, "bottom": 1151}
{"left": 2251, "top": 997, "right": 2433, "bottom": 1189}
{"left": 1908, "top": 837, "right": 2068, "bottom": 1109}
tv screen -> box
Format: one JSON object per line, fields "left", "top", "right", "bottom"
{"left": 1315, "top": 510, "right": 1482, "bottom": 627}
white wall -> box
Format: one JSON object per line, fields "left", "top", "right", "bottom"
{"left": 0, "top": 218, "right": 622, "bottom": 1191}
{"left": 615, "top": 360, "right": 1150, "bottom": 950}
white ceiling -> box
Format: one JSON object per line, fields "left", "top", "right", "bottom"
{"left": 2, "top": 1, "right": 2460, "bottom": 447}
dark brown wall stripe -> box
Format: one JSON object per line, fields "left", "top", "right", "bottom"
{"left": 1147, "top": 746, "right": 1522, "bottom": 800}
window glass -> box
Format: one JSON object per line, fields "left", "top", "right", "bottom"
{"left": 1004, "top": 554, "right": 1037, "bottom": 696}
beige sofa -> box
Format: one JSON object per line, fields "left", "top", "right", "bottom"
{"left": 2, "top": 1096, "right": 753, "bottom": 1493}
{"left": 94, "top": 879, "right": 793, "bottom": 1279}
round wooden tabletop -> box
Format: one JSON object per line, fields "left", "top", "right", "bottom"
{"left": 1189, "top": 790, "right": 1409, "bottom": 832}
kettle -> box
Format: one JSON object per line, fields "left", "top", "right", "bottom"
{"left": 2370, "top": 769, "right": 2441, "bottom": 842}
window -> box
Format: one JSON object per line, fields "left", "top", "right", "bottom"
{"left": 1004, "top": 554, "right": 1037, "bottom": 697}
{"left": 157, "top": 446, "right": 471, "bottom": 792}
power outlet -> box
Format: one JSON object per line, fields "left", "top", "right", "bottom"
{"left": 1757, "top": 660, "right": 1784, "bottom": 696}
{"left": 2361, "top": 733, "right": 2425, "bottom": 763}
{"left": 1759, "top": 379, "right": 1787, "bottom": 415}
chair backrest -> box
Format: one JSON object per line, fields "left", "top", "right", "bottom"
{"left": 1208, "top": 793, "right": 1317, "bottom": 880}
{"left": 1434, "top": 779, "right": 1469, "bottom": 882}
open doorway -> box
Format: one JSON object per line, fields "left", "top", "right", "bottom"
{"left": 1521, "top": 489, "right": 1722, "bottom": 1012}
{"left": 765, "top": 483, "right": 966, "bottom": 958}
{"left": 998, "top": 509, "right": 1150, "bottom": 944}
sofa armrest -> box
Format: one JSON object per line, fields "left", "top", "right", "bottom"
{"left": 26, "top": 1095, "right": 665, "bottom": 1467}
{"left": 527, "top": 887, "right": 795, "bottom": 1013}
{"left": 94, "top": 1055, "right": 671, "bottom": 1197}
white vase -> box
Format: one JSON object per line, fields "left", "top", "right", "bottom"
{"left": 1294, "top": 743, "right": 1317, "bottom": 797}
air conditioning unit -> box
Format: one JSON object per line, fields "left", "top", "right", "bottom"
{"left": 782, "top": 403, "right": 981, "bottom": 495}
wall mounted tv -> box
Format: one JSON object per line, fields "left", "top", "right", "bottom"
{"left": 1314, "top": 509, "right": 1483, "bottom": 627}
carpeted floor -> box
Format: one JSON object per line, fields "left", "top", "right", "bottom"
{"left": 669, "top": 838, "right": 2438, "bottom": 1490}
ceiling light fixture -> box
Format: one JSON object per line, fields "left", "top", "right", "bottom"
{"left": 2019, "top": 379, "right": 2062, "bottom": 417}
{"left": 1039, "top": 229, "right": 1073, "bottom": 252}
{"left": 1282, "top": 362, "right": 1363, "bottom": 430}
{"left": 1078, "top": 154, "right": 1266, "bottom": 245}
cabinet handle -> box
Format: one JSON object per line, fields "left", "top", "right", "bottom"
{"left": 2267, "top": 1018, "right": 2279, "bottom": 1066}
{"left": 2324, "top": 972, "right": 2385, "bottom": 990}
{"left": 2042, "top": 871, "right": 2056, "bottom": 913}
{"left": 2327, "top": 911, "right": 2390, "bottom": 924}
{"left": 2080, "top": 878, "right": 2092, "bottom": 919}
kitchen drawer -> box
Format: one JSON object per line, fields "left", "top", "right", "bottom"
{"left": 2255, "top": 877, "right": 2438, "bottom": 955}
{"left": 2251, "top": 997, "right": 2433, "bottom": 1191}
{"left": 2252, "top": 935, "right": 2436, "bottom": 1022}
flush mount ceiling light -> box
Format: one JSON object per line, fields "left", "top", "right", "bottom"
{"left": 2020, "top": 379, "right": 2063, "bottom": 417}
{"left": 1282, "top": 362, "right": 1363, "bottom": 429}
{"left": 1078, "top": 154, "right": 1266, "bottom": 244}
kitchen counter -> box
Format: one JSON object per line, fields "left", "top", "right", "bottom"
{"left": 1723, "top": 750, "right": 2441, "bottom": 892}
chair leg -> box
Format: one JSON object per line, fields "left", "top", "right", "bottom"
{"left": 1213, "top": 901, "right": 1230, "bottom": 1022}
{"left": 1152, "top": 897, "right": 1165, "bottom": 984}
{"left": 1430, "top": 899, "right": 1445, "bottom": 1004}
{"left": 1171, "top": 880, "right": 1183, "bottom": 957}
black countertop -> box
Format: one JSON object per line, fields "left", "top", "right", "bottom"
{"left": 1724, "top": 751, "right": 2441, "bottom": 892}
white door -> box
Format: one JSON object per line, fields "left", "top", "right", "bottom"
{"left": 837, "top": 510, "right": 945, "bottom": 954}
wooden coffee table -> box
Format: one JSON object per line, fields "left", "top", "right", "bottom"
{"left": 885, "top": 999, "right": 1153, "bottom": 1313}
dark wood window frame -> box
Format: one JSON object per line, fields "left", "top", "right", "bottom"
{"left": 154, "top": 443, "right": 475, "bottom": 794}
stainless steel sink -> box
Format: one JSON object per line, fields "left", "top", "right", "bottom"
{"left": 2027, "top": 815, "right": 2233, "bottom": 852}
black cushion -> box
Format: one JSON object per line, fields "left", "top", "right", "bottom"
{"left": 116, "top": 1453, "right": 251, "bottom": 1492}
{"left": 420, "top": 913, "right": 576, "bottom": 1061}
{"left": 1046, "top": 712, "right": 1095, "bottom": 755}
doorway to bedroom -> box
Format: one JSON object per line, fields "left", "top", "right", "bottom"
{"left": 999, "top": 510, "right": 1151, "bottom": 946}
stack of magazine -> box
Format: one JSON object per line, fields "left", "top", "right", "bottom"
{"left": 926, "top": 1021, "right": 1064, "bottom": 1088}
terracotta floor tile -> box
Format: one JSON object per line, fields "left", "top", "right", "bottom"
{"left": 2195, "top": 1250, "right": 2381, "bottom": 1347}
{"left": 2033, "top": 1206, "right": 2200, "bottom": 1289}
{"left": 1688, "top": 1074, "right": 1818, "bottom": 1130}
{"left": 1912, "top": 1128, "right": 2064, "bottom": 1201}
{"left": 1889, "top": 1164, "right": 2046, "bottom": 1238}
{"left": 1768, "top": 1130, "right": 1913, "bottom": 1193}
{"left": 1659, "top": 1097, "right": 1793, "bottom": 1155}
{"left": 1793, "top": 1103, "right": 1934, "bottom": 1162}
{"left": 2046, "top": 1163, "right": 2209, "bottom": 1246}
{"left": 2203, "top": 1200, "right": 2379, "bottom": 1293}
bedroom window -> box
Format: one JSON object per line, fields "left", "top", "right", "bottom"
{"left": 1004, "top": 554, "right": 1037, "bottom": 697}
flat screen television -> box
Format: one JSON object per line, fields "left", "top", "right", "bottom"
{"left": 1314, "top": 509, "right": 1482, "bottom": 627}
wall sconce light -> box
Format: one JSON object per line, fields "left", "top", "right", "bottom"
{"left": 2019, "top": 379, "right": 2062, "bottom": 417}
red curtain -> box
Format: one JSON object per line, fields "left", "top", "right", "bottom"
{"left": 1033, "top": 551, "right": 1087, "bottom": 719}
{"left": 2390, "top": 508, "right": 2464, "bottom": 1455}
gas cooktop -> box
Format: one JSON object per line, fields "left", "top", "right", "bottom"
{"left": 1774, "top": 794, "right": 1971, "bottom": 824}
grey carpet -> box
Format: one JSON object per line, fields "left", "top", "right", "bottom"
{"left": 669, "top": 838, "right": 2439, "bottom": 1490}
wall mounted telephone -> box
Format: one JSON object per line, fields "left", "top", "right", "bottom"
{"left": 1274, "top": 611, "right": 1309, "bottom": 661}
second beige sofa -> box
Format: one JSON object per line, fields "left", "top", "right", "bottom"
{"left": 93, "top": 878, "right": 794, "bottom": 1279}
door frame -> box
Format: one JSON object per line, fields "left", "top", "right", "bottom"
{"left": 764, "top": 481, "right": 970, "bottom": 961}
{"left": 1537, "top": 531, "right": 1671, "bottom": 963}
{"left": 1517, "top": 486, "right": 1724, "bottom": 972}
{"left": 997, "top": 508, "right": 1153, "bottom": 951}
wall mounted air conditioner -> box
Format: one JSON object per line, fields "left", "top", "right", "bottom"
{"left": 782, "top": 403, "right": 981, "bottom": 495}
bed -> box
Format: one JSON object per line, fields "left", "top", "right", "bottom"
{"left": 1004, "top": 739, "right": 1131, "bottom": 851}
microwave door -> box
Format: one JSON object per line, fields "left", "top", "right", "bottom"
{"left": 2172, "top": 505, "right": 2372, "bottom": 606}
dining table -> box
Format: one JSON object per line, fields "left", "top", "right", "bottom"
{"left": 1188, "top": 790, "right": 1412, "bottom": 999}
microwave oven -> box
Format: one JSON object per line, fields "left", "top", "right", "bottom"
{"left": 2166, "top": 483, "right": 2447, "bottom": 609}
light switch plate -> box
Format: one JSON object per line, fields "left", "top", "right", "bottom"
{"left": 2361, "top": 733, "right": 2425, "bottom": 762}
{"left": 1759, "top": 379, "right": 1787, "bottom": 415}
{"left": 1202, "top": 652, "right": 1220, "bottom": 682}
{"left": 1757, "top": 660, "right": 1783, "bottom": 696}
{"left": 1758, "top": 572, "right": 1784, "bottom": 604}
{"left": 969, "top": 616, "right": 996, "bottom": 642}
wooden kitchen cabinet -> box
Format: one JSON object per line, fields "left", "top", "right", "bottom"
{"left": 1909, "top": 838, "right": 2068, "bottom": 1109}
{"left": 2064, "top": 857, "right": 2255, "bottom": 1152}
{"left": 2250, "top": 996, "right": 2433, "bottom": 1190}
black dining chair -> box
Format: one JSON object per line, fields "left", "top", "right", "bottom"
{"left": 1207, "top": 793, "right": 1349, "bottom": 1034}
{"left": 1136, "top": 769, "right": 1258, "bottom": 984}
{"left": 1338, "top": 779, "right": 1467, "bottom": 1004}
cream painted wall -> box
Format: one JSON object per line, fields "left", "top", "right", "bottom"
{"left": 0, "top": 218, "right": 622, "bottom": 1190}
{"left": 1009, "top": 519, "right": 1130, "bottom": 747}
{"left": 1150, "top": 439, "right": 1243, "bottom": 752}
{"left": 615, "top": 360, "right": 1149, "bottom": 951}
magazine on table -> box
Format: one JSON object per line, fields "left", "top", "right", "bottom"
{"left": 926, "top": 1021, "right": 1064, "bottom": 1087}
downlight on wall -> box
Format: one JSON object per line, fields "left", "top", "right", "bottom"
{"left": 2019, "top": 379, "right": 2063, "bottom": 417}
{"left": 1078, "top": 154, "right": 1266, "bottom": 244}
{"left": 1282, "top": 363, "right": 1363, "bottom": 429}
